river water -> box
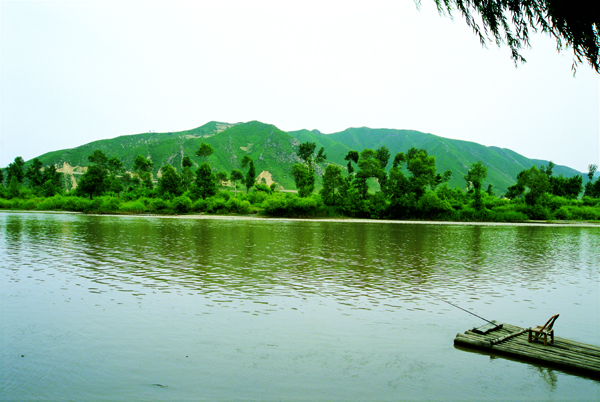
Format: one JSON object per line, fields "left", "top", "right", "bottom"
{"left": 1, "top": 211, "right": 599, "bottom": 401}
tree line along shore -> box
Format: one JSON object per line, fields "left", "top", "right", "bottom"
{"left": 1, "top": 142, "right": 599, "bottom": 222}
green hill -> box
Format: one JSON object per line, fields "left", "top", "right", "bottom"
{"left": 28, "top": 121, "right": 583, "bottom": 194}
{"left": 289, "top": 127, "right": 583, "bottom": 193}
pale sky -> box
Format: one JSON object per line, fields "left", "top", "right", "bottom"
{"left": 1, "top": 0, "right": 598, "bottom": 172}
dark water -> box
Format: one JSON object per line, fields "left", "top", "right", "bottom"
{"left": 1, "top": 211, "right": 599, "bottom": 401}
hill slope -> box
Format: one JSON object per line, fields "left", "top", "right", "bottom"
{"left": 289, "top": 127, "right": 582, "bottom": 193}
{"left": 30, "top": 121, "right": 583, "bottom": 194}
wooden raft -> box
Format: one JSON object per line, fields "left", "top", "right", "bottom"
{"left": 454, "top": 322, "right": 600, "bottom": 377}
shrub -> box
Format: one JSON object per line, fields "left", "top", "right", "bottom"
{"left": 568, "top": 206, "right": 600, "bottom": 220}
{"left": 491, "top": 210, "right": 528, "bottom": 222}
{"left": 121, "top": 187, "right": 147, "bottom": 202}
{"left": 582, "top": 196, "right": 600, "bottom": 207}
{"left": 254, "top": 183, "right": 272, "bottom": 194}
{"left": 246, "top": 190, "right": 269, "bottom": 205}
{"left": 546, "top": 195, "right": 570, "bottom": 211}
{"left": 98, "top": 196, "right": 120, "bottom": 213}
{"left": 150, "top": 198, "right": 169, "bottom": 212}
{"left": 225, "top": 197, "right": 251, "bottom": 214}
{"left": 118, "top": 200, "right": 146, "bottom": 214}
{"left": 261, "top": 193, "right": 289, "bottom": 216}
{"left": 262, "top": 193, "right": 324, "bottom": 217}
{"left": 0, "top": 198, "right": 14, "bottom": 209}
{"left": 386, "top": 193, "right": 419, "bottom": 220}
{"left": 581, "top": 207, "right": 600, "bottom": 220}
{"left": 138, "top": 197, "right": 154, "bottom": 207}
{"left": 192, "top": 199, "right": 207, "bottom": 213}
{"left": 14, "top": 199, "right": 37, "bottom": 210}
{"left": 454, "top": 208, "right": 527, "bottom": 222}
{"left": 62, "top": 196, "right": 92, "bottom": 212}
{"left": 553, "top": 206, "right": 571, "bottom": 220}
{"left": 206, "top": 197, "right": 227, "bottom": 214}
{"left": 62, "top": 195, "right": 82, "bottom": 212}
{"left": 84, "top": 197, "right": 104, "bottom": 212}
{"left": 526, "top": 204, "right": 552, "bottom": 220}
{"left": 37, "top": 195, "right": 66, "bottom": 211}
{"left": 216, "top": 190, "right": 231, "bottom": 201}
{"left": 172, "top": 196, "right": 192, "bottom": 213}
{"left": 419, "top": 191, "right": 453, "bottom": 219}
{"left": 360, "top": 193, "right": 389, "bottom": 219}
{"left": 482, "top": 194, "right": 508, "bottom": 210}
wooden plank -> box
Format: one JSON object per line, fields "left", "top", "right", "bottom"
{"left": 472, "top": 321, "right": 503, "bottom": 335}
{"left": 454, "top": 322, "right": 600, "bottom": 377}
{"left": 489, "top": 328, "right": 529, "bottom": 345}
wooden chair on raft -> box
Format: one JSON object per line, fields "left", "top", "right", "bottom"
{"left": 528, "top": 314, "right": 559, "bottom": 346}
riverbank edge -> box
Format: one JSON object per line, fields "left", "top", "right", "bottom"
{"left": 2, "top": 209, "right": 600, "bottom": 227}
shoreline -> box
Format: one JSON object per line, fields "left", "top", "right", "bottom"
{"left": 2, "top": 209, "right": 600, "bottom": 227}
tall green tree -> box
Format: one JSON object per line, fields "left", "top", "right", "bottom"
{"left": 291, "top": 164, "right": 312, "bottom": 198}
{"left": 386, "top": 148, "right": 448, "bottom": 218}
{"left": 107, "top": 157, "right": 124, "bottom": 176}
{"left": 386, "top": 152, "right": 412, "bottom": 218}
{"left": 230, "top": 169, "right": 244, "bottom": 196}
{"left": 88, "top": 150, "right": 109, "bottom": 171}
{"left": 584, "top": 164, "right": 600, "bottom": 198}
{"left": 338, "top": 150, "right": 361, "bottom": 208}
{"left": 195, "top": 142, "right": 214, "bottom": 163}
{"left": 25, "top": 158, "right": 44, "bottom": 189}
{"left": 195, "top": 162, "right": 217, "bottom": 199}
{"left": 549, "top": 174, "right": 583, "bottom": 199}
{"left": 105, "top": 156, "right": 125, "bottom": 195}
{"left": 355, "top": 149, "right": 386, "bottom": 199}
{"left": 588, "top": 164, "right": 598, "bottom": 181}
{"left": 0, "top": 168, "right": 4, "bottom": 186}
{"left": 41, "top": 164, "right": 63, "bottom": 197}
{"left": 292, "top": 142, "right": 326, "bottom": 197}
{"left": 6, "top": 156, "right": 25, "bottom": 184}
{"left": 375, "top": 146, "right": 391, "bottom": 170}
{"left": 216, "top": 171, "right": 228, "bottom": 187}
{"left": 181, "top": 156, "right": 195, "bottom": 191}
{"left": 77, "top": 150, "right": 116, "bottom": 199}
{"left": 505, "top": 171, "right": 526, "bottom": 200}
{"left": 8, "top": 176, "right": 20, "bottom": 198}
{"left": 158, "top": 165, "right": 182, "bottom": 197}
{"left": 506, "top": 165, "right": 550, "bottom": 206}
{"left": 405, "top": 148, "right": 438, "bottom": 199}
{"left": 241, "top": 156, "right": 256, "bottom": 194}
{"left": 77, "top": 165, "right": 107, "bottom": 199}
{"left": 133, "top": 155, "right": 154, "bottom": 189}
{"left": 320, "top": 164, "right": 344, "bottom": 206}
{"left": 344, "top": 150, "right": 359, "bottom": 176}
{"left": 464, "top": 161, "right": 488, "bottom": 211}
{"left": 387, "top": 156, "right": 410, "bottom": 199}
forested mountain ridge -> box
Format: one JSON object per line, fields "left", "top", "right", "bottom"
{"left": 288, "top": 126, "right": 582, "bottom": 192}
{"left": 29, "top": 120, "right": 582, "bottom": 193}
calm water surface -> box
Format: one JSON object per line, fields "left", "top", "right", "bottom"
{"left": 1, "top": 211, "right": 599, "bottom": 401}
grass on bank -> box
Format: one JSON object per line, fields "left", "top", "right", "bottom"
{"left": 1, "top": 189, "right": 600, "bottom": 223}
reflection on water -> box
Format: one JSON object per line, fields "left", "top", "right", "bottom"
{"left": 8, "top": 215, "right": 595, "bottom": 301}
{"left": 1, "top": 212, "right": 599, "bottom": 401}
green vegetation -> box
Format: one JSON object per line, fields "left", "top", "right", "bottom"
{"left": 289, "top": 126, "right": 582, "bottom": 194}
{"left": 1, "top": 121, "right": 597, "bottom": 222}
{"left": 292, "top": 142, "right": 326, "bottom": 197}
{"left": 1, "top": 144, "right": 599, "bottom": 223}
{"left": 20, "top": 120, "right": 583, "bottom": 195}
{"left": 241, "top": 156, "right": 256, "bottom": 194}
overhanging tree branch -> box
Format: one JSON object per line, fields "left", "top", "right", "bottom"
{"left": 420, "top": 0, "right": 599, "bottom": 72}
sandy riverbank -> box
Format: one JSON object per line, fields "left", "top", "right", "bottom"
{"left": 4, "top": 209, "right": 598, "bottom": 228}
